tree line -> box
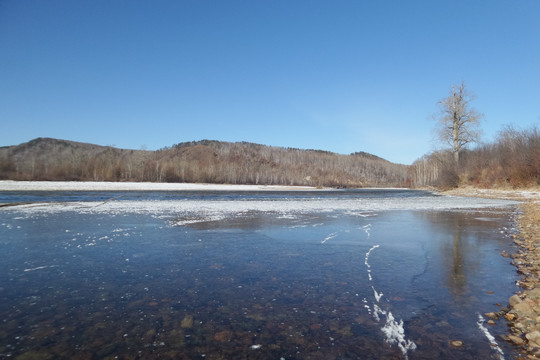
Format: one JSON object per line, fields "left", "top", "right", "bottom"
{"left": 409, "top": 82, "right": 539, "bottom": 188}
{"left": 2, "top": 83, "right": 537, "bottom": 189}
{"left": 410, "top": 124, "right": 539, "bottom": 188}
{"left": 0, "top": 138, "right": 410, "bottom": 187}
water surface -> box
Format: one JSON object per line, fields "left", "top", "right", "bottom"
{"left": 0, "top": 189, "right": 520, "bottom": 359}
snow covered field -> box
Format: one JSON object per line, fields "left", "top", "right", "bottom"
{"left": 0, "top": 180, "right": 319, "bottom": 192}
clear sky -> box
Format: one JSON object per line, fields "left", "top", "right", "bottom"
{"left": 1, "top": 1, "right": 539, "bottom": 164}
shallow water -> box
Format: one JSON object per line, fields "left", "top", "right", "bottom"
{"left": 0, "top": 190, "right": 520, "bottom": 359}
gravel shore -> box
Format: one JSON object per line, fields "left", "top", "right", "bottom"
{"left": 506, "top": 200, "right": 540, "bottom": 359}
{"left": 443, "top": 187, "right": 540, "bottom": 359}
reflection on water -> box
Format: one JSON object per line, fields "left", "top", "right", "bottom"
{"left": 451, "top": 226, "right": 467, "bottom": 297}
{"left": 416, "top": 211, "right": 517, "bottom": 302}
{"left": 0, "top": 194, "right": 520, "bottom": 359}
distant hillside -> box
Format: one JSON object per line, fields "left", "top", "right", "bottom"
{"left": 0, "top": 138, "right": 410, "bottom": 187}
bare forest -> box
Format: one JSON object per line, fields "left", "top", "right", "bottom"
{"left": 0, "top": 138, "right": 410, "bottom": 188}
{"left": 410, "top": 124, "right": 540, "bottom": 189}
{"left": 3, "top": 127, "right": 538, "bottom": 190}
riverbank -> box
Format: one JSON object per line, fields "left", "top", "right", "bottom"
{"left": 443, "top": 187, "right": 540, "bottom": 358}
{"left": 441, "top": 186, "right": 540, "bottom": 201}
{"left": 504, "top": 200, "right": 540, "bottom": 359}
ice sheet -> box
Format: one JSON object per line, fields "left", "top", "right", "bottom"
{"left": 2, "top": 195, "right": 518, "bottom": 218}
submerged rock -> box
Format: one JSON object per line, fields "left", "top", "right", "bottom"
{"left": 181, "top": 314, "right": 194, "bottom": 328}
{"left": 214, "top": 330, "right": 233, "bottom": 342}
{"left": 450, "top": 340, "right": 463, "bottom": 347}
{"left": 14, "top": 351, "right": 54, "bottom": 360}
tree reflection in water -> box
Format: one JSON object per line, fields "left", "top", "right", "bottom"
{"left": 416, "top": 209, "right": 512, "bottom": 300}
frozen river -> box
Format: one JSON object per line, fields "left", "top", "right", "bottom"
{"left": 0, "top": 188, "right": 521, "bottom": 359}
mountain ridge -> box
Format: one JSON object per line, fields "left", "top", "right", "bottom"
{"left": 0, "top": 137, "right": 410, "bottom": 187}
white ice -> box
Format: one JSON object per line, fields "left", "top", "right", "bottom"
{"left": 0, "top": 194, "right": 519, "bottom": 226}
{"left": 321, "top": 232, "right": 338, "bottom": 244}
{"left": 364, "top": 244, "right": 416, "bottom": 358}
{"left": 364, "top": 244, "right": 379, "bottom": 281}
{"left": 477, "top": 314, "right": 505, "bottom": 359}
{"left": 380, "top": 310, "right": 417, "bottom": 357}
{"left": 372, "top": 286, "right": 383, "bottom": 302}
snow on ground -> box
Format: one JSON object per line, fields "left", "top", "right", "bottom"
{"left": 442, "top": 187, "right": 540, "bottom": 201}
{"left": 0, "top": 180, "right": 319, "bottom": 192}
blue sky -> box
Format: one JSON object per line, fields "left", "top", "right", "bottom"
{"left": 1, "top": 1, "right": 539, "bottom": 164}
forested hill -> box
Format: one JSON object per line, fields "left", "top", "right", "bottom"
{"left": 0, "top": 138, "right": 410, "bottom": 187}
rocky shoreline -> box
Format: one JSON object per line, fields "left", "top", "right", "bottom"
{"left": 443, "top": 187, "right": 540, "bottom": 359}
{"left": 504, "top": 200, "right": 540, "bottom": 359}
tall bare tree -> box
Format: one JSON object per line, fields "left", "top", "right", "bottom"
{"left": 436, "top": 82, "right": 483, "bottom": 163}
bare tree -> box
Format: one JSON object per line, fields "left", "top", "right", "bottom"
{"left": 435, "top": 82, "right": 483, "bottom": 163}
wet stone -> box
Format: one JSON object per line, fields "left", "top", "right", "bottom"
{"left": 450, "top": 340, "right": 463, "bottom": 347}
{"left": 14, "top": 351, "right": 54, "bottom": 360}
{"left": 213, "top": 330, "right": 233, "bottom": 342}
{"left": 485, "top": 312, "right": 498, "bottom": 320}
{"left": 508, "top": 334, "right": 525, "bottom": 345}
{"left": 181, "top": 314, "right": 194, "bottom": 329}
